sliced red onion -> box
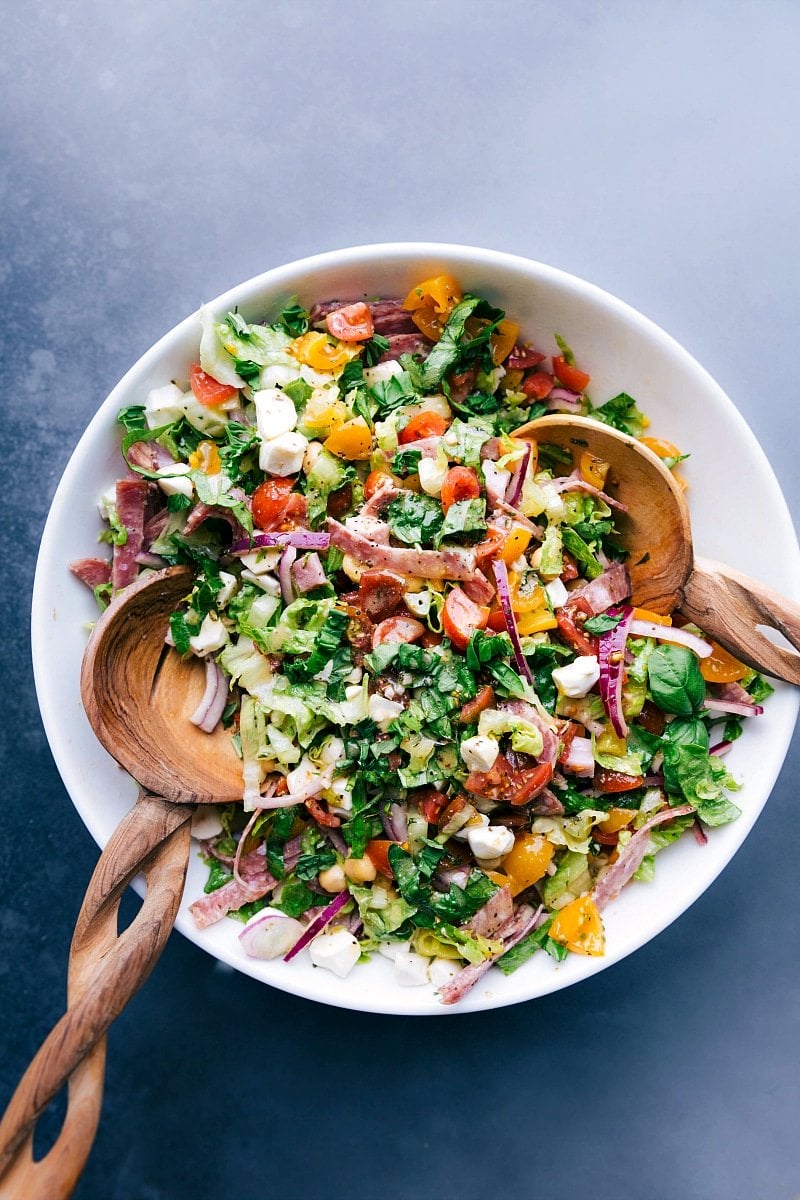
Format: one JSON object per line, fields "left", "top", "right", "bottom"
{"left": 324, "top": 826, "right": 349, "bottom": 856}
{"left": 642, "top": 773, "right": 665, "bottom": 786}
{"left": 709, "top": 740, "right": 734, "bottom": 756}
{"left": 593, "top": 803, "right": 695, "bottom": 911}
{"left": 703, "top": 698, "right": 764, "bottom": 717}
{"left": 492, "top": 558, "right": 533, "bottom": 684}
{"left": 546, "top": 386, "right": 583, "bottom": 413}
{"left": 433, "top": 865, "right": 472, "bottom": 893}
{"left": 283, "top": 888, "right": 351, "bottom": 962}
{"left": 562, "top": 735, "right": 595, "bottom": 778}
{"left": 381, "top": 801, "right": 409, "bottom": 842}
{"left": 598, "top": 605, "right": 634, "bottom": 737}
{"left": 239, "top": 910, "right": 305, "bottom": 960}
{"left": 282, "top": 834, "right": 304, "bottom": 872}
{"left": 629, "top": 619, "right": 713, "bottom": 658}
{"left": 504, "top": 442, "right": 532, "bottom": 508}
{"left": 279, "top": 546, "right": 297, "bottom": 604}
{"left": 190, "top": 659, "right": 228, "bottom": 733}
{"left": 230, "top": 530, "right": 330, "bottom": 554}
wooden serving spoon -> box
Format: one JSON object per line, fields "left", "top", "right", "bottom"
{"left": 0, "top": 566, "right": 242, "bottom": 1199}
{"left": 515, "top": 414, "right": 800, "bottom": 684}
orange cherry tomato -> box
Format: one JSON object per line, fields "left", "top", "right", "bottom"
{"left": 598, "top": 807, "right": 637, "bottom": 834}
{"left": 595, "top": 768, "right": 644, "bottom": 794}
{"left": 364, "top": 469, "right": 400, "bottom": 499}
{"left": 189, "top": 363, "right": 239, "bottom": 408}
{"left": 579, "top": 451, "right": 609, "bottom": 489}
{"left": 639, "top": 436, "right": 682, "bottom": 461}
{"left": 398, "top": 411, "right": 449, "bottom": 444}
{"left": 409, "top": 303, "right": 447, "bottom": 342}
{"left": 502, "top": 834, "right": 554, "bottom": 896}
{"left": 700, "top": 640, "right": 750, "bottom": 683}
{"left": 490, "top": 319, "right": 520, "bottom": 365}
{"left": 552, "top": 355, "right": 590, "bottom": 392}
{"left": 521, "top": 372, "right": 555, "bottom": 399}
{"left": 549, "top": 895, "right": 605, "bottom": 955}
{"left": 440, "top": 466, "right": 481, "bottom": 512}
{"left": 251, "top": 478, "right": 296, "bottom": 531}
{"left": 442, "top": 586, "right": 489, "bottom": 651}
{"left": 403, "top": 274, "right": 462, "bottom": 315}
{"left": 365, "top": 839, "right": 394, "bottom": 878}
{"left": 325, "top": 302, "right": 374, "bottom": 343}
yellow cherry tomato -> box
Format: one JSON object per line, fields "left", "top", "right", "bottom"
{"left": 409, "top": 303, "right": 447, "bottom": 341}
{"left": 516, "top": 609, "right": 558, "bottom": 635}
{"left": 289, "top": 331, "right": 358, "bottom": 372}
{"left": 700, "top": 639, "right": 750, "bottom": 683}
{"left": 500, "top": 526, "right": 533, "bottom": 566}
{"left": 491, "top": 319, "right": 520, "bottom": 365}
{"left": 403, "top": 274, "right": 462, "bottom": 315}
{"left": 597, "top": 807, "right": 637, "bottom": 835}
{"left": 188, "top": 440, "right": 221, "bottom": 474}
{"left": 632, "top": 606, "right": 672, "bottom": 626}
{"left": 507, "top": 572, "right": 545, "bottom": 614}
{"left": 323, "top": 417, "right": 373, "bottom": 460}
{"left": 579, "top": 451, "right": 610, "bottom": 490}
{"left": 502, "top": 834, "right": 555, "bottom": 896}
{"left": 549, "top": 895, "right": 605, "bottom": 956}
{"left": 639, "top": 436, "right": 681, "bottom": 461}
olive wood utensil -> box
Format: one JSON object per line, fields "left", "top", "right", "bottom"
{"left": 516, "top": 414, "right": 800, "bottom": 684}
{"left": 0, "top": 566, "right": 242, "bottom": 1197}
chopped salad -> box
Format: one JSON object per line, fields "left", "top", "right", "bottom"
{"left": 72, "top": 276, "right": 772, "bottom": 1004}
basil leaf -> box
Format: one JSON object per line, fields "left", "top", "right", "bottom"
{"left": 648, "top": 644, "right": 706, "bottom": 716}
{"left": 583, "top": 612, "right": 625, "bottom": 635}
{"left": 437, "top": 498, "right": 487, "bottom": 545}
{"left": 590, "top": 392, "right": 647, "bottom": 438}
{"left": 386, "top": 492, "right": 443, "bottom": 547}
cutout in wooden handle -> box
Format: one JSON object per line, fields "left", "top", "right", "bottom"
{"left": 0, "top": 794, "right": 192, "bottom": 1199}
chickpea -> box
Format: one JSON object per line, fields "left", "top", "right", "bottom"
{"left": 343, "top": 855, "right": 377, "bottom": 883}
{"left": 318, "top": 864, "right": 347, "bottom": 893}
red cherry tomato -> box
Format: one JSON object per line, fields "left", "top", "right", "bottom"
{"left": 521, "top": 372, "right": 555, "bottom": 400}
{"left": 398, "top": 411, "right": 449, "bottom": 444}
{"left": 552, "top": 355, "right": 590, "bottom": 392}
{"left": 440, "top": 466, "right": 481, "bottom": 513}
{"left": 365, "top": 839, "right": 394, "bottom": 878}
{"left": 251, "top": 478, "right": 297, "bottom": 530}
{"left": 325, "top": 302, "right": 375, "bottom": 343}
{"left": 372, "top": 615, "right": 426, "bottom": 648}
{"left": 506, "top": 762, "right": 554, "bottom": 806}
{"left": 414, "top": 788, "right": 449, "bottom": 824}
{"left": 556, "top": 599, "right": 598, "bottom": 657}
{"left": 357, "top": 569, "right": 405, "bottom": 621}
{"left": 442, "top": 586, "right": 489, "bottom": 651}
{"left": 458, "top": 684, "right": 495, "bottom": 725}
{"left": 189, "top": 363, "right": 239, "bottom": 407}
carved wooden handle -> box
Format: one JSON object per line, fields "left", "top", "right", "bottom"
{"left": 681, "top": 556, "right": 800, "bottom": 684}
{"left": 0, "top": 793, "right": 192, "bottom": 1199}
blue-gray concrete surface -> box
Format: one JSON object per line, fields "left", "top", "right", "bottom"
{"left": 2, "top": 3, "right": 799, "bottom": 1198}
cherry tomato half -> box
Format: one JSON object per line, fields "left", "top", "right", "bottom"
{"left": 442, "top": 586, "right": 489, "bottom": 651}
{"left": 441, "top": 466, "right": 481, "bottom": 512}
{"left": 325, "top": 302, "right": 374, "bottom": 343}
{"left": 189, "top": 363, "right": 239, "bottom": 408}
{"left": 399, "top": 411, "right": 449, "bottom": 444}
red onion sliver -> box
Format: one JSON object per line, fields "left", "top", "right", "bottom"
{"left": 230, "top": 531, "right": 330, "bottom": 554}
{"left": 504, "top": 442, "right": 531, "bottom": 508}
{"left": 598, "top": 605, "right": 634, "bottom": 737}
{"left": 562, "top": 734, "right": 595, "bottom": 778}
{"left": 492, "top": 558, "right": 533, "bottom": 684}
{"left": 546, "top": 386, "right": 583, "bottom": 413}
{"left": 629, "top": 619, "right": 713, "bottom": 658}
{"left": 190, "top": 659, "right": 228, "bottom": 733}
{"left": 704, "top": 698, "right": 764, "bottom": 717}
{"left": 709, "top": 740, "right": 734, "bottom": 756}
{"left": 283, "top": 889, "right": 351, "bottom": 962}
{"left": 279, "top": 545, "right": 297, "bottom": 604}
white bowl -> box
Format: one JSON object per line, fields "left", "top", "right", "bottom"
{"left": 31, "top": 243, "right": 800, "bottom": 1015}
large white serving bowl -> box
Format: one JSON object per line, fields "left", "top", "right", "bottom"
{"left": 31, "top": 243, "right": 800, "bottom": 1015}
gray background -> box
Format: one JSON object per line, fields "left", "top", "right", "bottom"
{"left": 2, "top": 2, "right": 800, "bottom": 1198}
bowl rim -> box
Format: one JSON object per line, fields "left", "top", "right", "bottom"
{"left": 31, "top": 241, "right": 800, "bottom": 1015}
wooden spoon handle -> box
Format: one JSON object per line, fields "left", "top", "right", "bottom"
{"left": 0, "top": 793, "right": 192, "bottom": 1199}
{"left": 681, "top": 556, "right": 800, "bottom": 684}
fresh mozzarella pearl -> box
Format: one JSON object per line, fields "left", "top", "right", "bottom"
{"left": 466, "top": 823, "right": 515, "bottom": 861}
{"left": 259, "top": 431, "right": 308, "bottom": 476}
{"left": 157, "top": 463, "right": 194, "bottom": 499}
{"left": 394, "top": 951, "right": 431, "bottom": 987}
{"left": 378, "top": 940, "right": 411, "bottom": 961}
{"left": 418, "top": 456, "right": 448, "bottom": 496}
{"left": 552, "top": 655, "right": 601, "bottom": 698}
{"left": 460, "top": 735, "right": 500, "bottom": 773}
{"left": 429, "top": 957, "right": 460, "bottom": 987}
{"left": 362, "top": 360, "right": 404, "bottom": 387}
{"left": 308, "top": 928, "right": 361, "bottom": 978}
{"left": 367, "top": 693, "right": 404, "bottom": 726}
{"left": 254, "top": 389, "right": 298, "bottom": 441}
